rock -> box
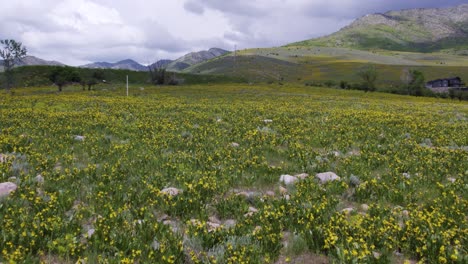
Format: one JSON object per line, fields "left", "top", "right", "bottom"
{"left": 208, "top": 216, "right": 221, "bottom": 224}
{"left": 254, "top": 226, "right": 262, "bottom": 232}
{"left": 231, "top": 142, "right": 240, "bottom": 148}
{"left": 361, "top": 204, "right": 369, "bottom": 212}
{"left": 280, "top": 174, "right": 298, "bottom": 185}
{"left": 315, "top": 172, "right": 341, "bottom": 184}
{"left": 152, "top": 240, "right": 160, "bottom": 250}
{"left": 263, "top": 119, "right": 273, "bottom": 123}
{"left": 448, "top": 177, "right": 456, "bottom": 183}
{"left": 223, "top": 219, "right": 236, "bottom": 228}
{"left": 160, "top": 187, "right": 182, "bottom": 196}
{"left": 248, "top": 207, "right": 258, "bottom": 213}
{"left": 0, "top": 182, "right": 18, "bottom": 198}
{"left": 279, "top": 186, "right": 288, "bottom": 195}
{"left": 74, "top": 135, "right": 85, "bottom": 141}
{"left": 207, "top": 222, "right": 221, "bottom": 232}
{"left": 244, "top": 212, "right": 254, "bottom": 218}
{"left": 341, "top": 208, "right": 354, "bottom": 215}
{"left": 373, "top": 251, "right": 381, "bottom": 259}
{"left": 402, "top": 210, "right": 409, "bottom": 217}
{"left": 284, "top": 195, "right": 291, "bottom": 201}
{"left": 236, "top": 191, "right": 250, "bottom": 198}
{"left": 265, "top": 191, "right": 275, "bottom": 197}
{"left": 35, "top": 174, "right": 44, "bottom": 184}
{"left": 157, "top": 214, "right": 170, "bottom": 222}
{"left": 295, "top": 173, "right": 309, "bottom": 180}
{"left": 0, "top": 153, "right": 11, "bottom": 163}
{"left": 87, "top": 228, "right": 95, "bottom": 238}
{"left": 403, "top": 173, "right": 411, "bottom": 179}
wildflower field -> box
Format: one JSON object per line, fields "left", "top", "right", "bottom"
{"left": 0, "top": 84, "right": 467, "bottom": 263}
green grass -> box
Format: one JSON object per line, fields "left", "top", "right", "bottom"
{"left": 0, "top": 84, "right": 467, "bottom": 263}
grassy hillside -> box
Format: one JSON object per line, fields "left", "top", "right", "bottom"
{"left": 288, "top": 4, "right": 468, "bottom": 53}
{"left": 1, "top": 84, "right": 467, "bottom": 263}
{"left": 185, "top": 47, "right": 468, "bottom": 88}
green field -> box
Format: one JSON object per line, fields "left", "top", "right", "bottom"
{"left": 184, "top": 47, "right": 468, "bottom": 87}
{"left": 0, "top": 84, "right": 467, "bottom": 263}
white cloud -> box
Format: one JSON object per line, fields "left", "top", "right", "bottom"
{"left": 0, "top": 0, "right": 465, "bottom": 65}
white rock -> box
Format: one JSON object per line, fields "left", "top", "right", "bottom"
{"left": 295, "top": 173, "right": 309, "bottom": 180}
{"left": 361, "top": 204, "right": 369, "bottom": 212}
{"left": 403, "top": 173, "right": 411, "bottom": 179}
{"left": 279, "top": 186, "right": 288, "bottom": 195}
{"left": 265, "top": 191, "right": 275, "bottom": 197}
{"left": 224, "top": 219, "right": 236, "bottom": 228}
{"left": 231, "top": 142, "right": 240, "bottom": 148}
{"left": 249, "top": 207, "right": 259, "bottom": 213}
{"left": 0, "top": 182, "right": 18, "bottom": 198}
{"left": 207, "top": 222, "right": 221, "bottom": 232}
{"left": 74, "top": 135, "right": 85, "bottom": 141}
{"left": 263, "top": 119, "right": 273, "bottom": 123}
{"left": 152, "top": 240, "right": 160, "bottom": 250}
{"left": 280, "top": 174, "right": 298, "bottom": 185}
{"left": 208, "top": 216, "right": 222, "bottom": 224}
{"left": 402, "top": 210, "right": 409, "bottom": 217}
{"left": 160, "top": 187, "right": 182, "bottom": 196}
{"left": 448, "top": 177, "right": 456, "bottom": 183}
{"left": 373, "top": 251, "right": 381, "bottom": 259}
{"left": 35, "top": 174, "right": 44, "bottom": 184}
{"left": 315, "top": 172, "right": 341, "bottom": 184}
{"left": 87, "top": 228, "right": 95, "bottom": 238}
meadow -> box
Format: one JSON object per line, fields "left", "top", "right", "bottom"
{"left": 0, "top": 84, "right": 467, "bottom": 263}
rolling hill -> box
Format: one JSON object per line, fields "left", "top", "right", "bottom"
{"left": 0, "top": 56, "right": 64, "bottom": 71}
{"left": 183, "top": 4, "right": 468, "bottom": 87}
{"left": 81, "top": 59, "right": 147, "bottom": 71}
{"left": 288, "top": 4, "right": 468, "bottom": 53}
{"left": 164, "top": 48, "right": 230, "bottom": 71}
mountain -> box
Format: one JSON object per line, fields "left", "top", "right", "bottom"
{"left": 150, "top": 59, "right": 173, "bottom": 69}
{"left": 81, "top": 59, "right": 147, "bottom": 71}
{"left": 289, "top": 4, "right": 468, "bottom": 53}
{"left": 0, "top": 55, "right": 64, "bottom": 68}
{"left": 165, "top": 48, "right": 230, "bottom": 71}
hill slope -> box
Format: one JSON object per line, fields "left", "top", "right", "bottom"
{"left": 81, "top": 59, "right": 147, "bottom": 71}
{"left": 0, "top": 56, "right": 64, "bottom": 71}
{"left": 166, "top": 48, "right": 230, "bottom": 71}
{"left": 289, "top": 4, "right": 468, "bottom": 53}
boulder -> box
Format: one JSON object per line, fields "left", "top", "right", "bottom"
{"left": 231, "top": 142, "right": 240, "bottom": 148}
{"left": 279, "top": 186, "right": 288, "bottom": 195}
{"left": 280, "top": 174, "right": 298, "bottom": 185}
{"left": 223, "top": 219, "right": 236, "bottom": 228}
{"left": 295, "top": 173, "right": 309, "bottom": 180}
{"left": 35, "top": 174, "right": 44, "bottom": 184}
{"left": 160, "top": 187, "right": 182, "bottom": 196}
{"left": 315, "top": 172, "right": 341, "bottom": 184}
{"left": 0, "top": 182, "right": 17, "bottom": 198}
{"left": 74, "top": 135, "right": 85, "bottom": 141}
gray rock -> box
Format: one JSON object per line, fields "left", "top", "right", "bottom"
{"left": 361, "top": 204, "right": 369, "bottom": 212}
{"left": 0, "top": 182, "right": 17, "bottom": 198}
{"left": 279, "top": 174, "right": 298, "bottom": 185}
{"left": 231, "top": 142, "right": 240, "bottom": 148}
{"left": 223, "top": 219, "right": 236, "bottom": 228}
{"left": 35, "top": 174, "right": 44, "bottom": 184}
{"left": 316, "top": 172, "right": 341, "bottom": 184}
{"left": 295, "top": 173, "right": 309, "bottom": 180}
{"left": 74, "top": 135, "right": 85, "bottom": 141}
{"left": 160, "top": 187, "right": 182, "bottom": 196}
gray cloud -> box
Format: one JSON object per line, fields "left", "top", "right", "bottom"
{"left": 0, "top": 0, "right": 465, "bottom": 65}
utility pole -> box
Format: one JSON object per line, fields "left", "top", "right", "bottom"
{"left": 126, "top": 75, "right": 129, "bottom": 97}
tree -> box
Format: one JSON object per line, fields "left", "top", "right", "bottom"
{"left": 407, "top": 70, "right": 425, "bottom": 96}
{"left": 49, "top": 66, "right": 81, "bottom": 92}
{"left": 148, "top": 64, "right": 166, "bottom": 85}
{"left": 81, "top": 70, "right": 104, "bottom": 91}
{"left": 358, "top": 64, "right": 378, "bottom": 92}
{"left": 0, "top": 39, "right": 27, "bottom": 91}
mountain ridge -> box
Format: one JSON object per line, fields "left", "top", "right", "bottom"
{"left": 288, "top": 4, "right": 468, "bottom": 53}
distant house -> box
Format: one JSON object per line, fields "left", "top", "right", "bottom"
{"left": 426, "top": 77, "right": 464, "bottom": 88}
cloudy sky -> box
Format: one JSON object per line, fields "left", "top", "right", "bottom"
{"left": 0, "top": 0, "right": 466, "bottom": 65}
